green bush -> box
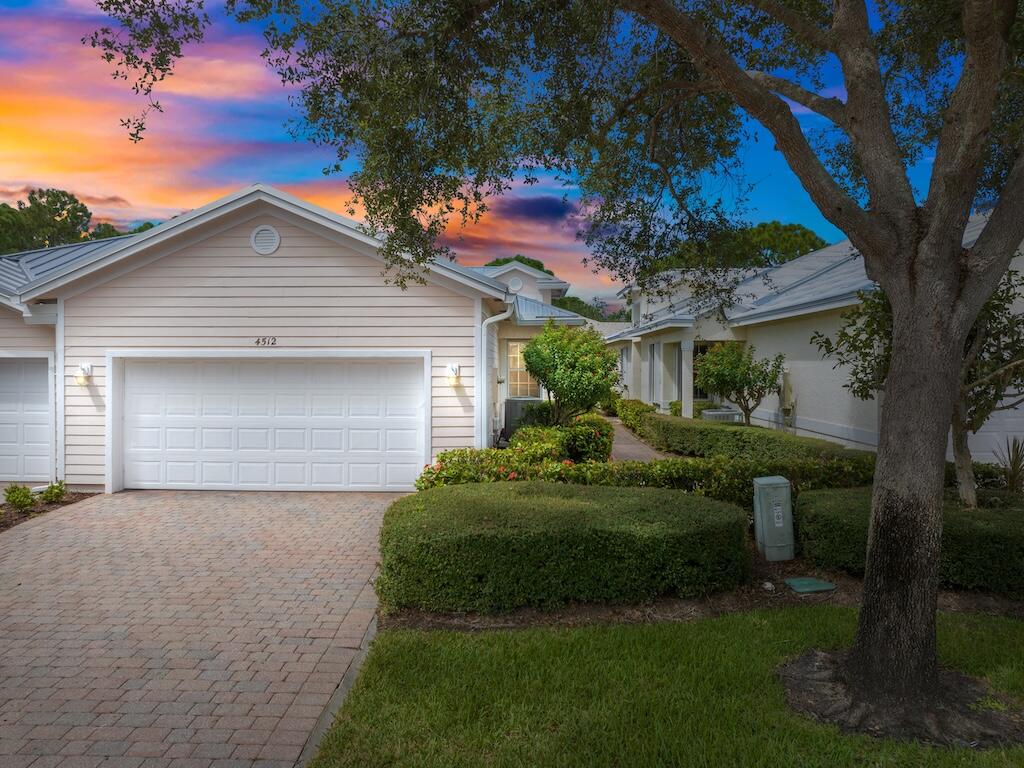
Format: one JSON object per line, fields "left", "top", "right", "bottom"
{"left": 4, "top": 484, "right": 35, "bottom": 511}
{"left": 40, "top": 481, "right": 66, "bottom": 504}
{"left": 520, "top": 400, "right": 557, "bottom": 427}
{"left": 669, "top": 400, "right": 682, "bottom": 417}
{"left": 693, "top": 400, "right": 718, "bottom": 419}
{"left": 797, "top": 487, "right": 1024, "bottom": 598}
{"left": 599, "top": 391, "right": 620, "bottom": 416}
{"left": 638, "top": 412, "right": 854, "bottom": 461}
{"left": 509, "top": 414, "right": 614, "bottom": 463}
{"left": 377, "top": 481, "right": 750, "bottom": 613}
{"left": 417, "top": 448, "right": 875, "bottom": 509}
{"left": 617, "top": 399, "right": 657, "bottom": 432}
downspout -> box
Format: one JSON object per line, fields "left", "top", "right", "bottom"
{"left": 479, "top": 301, "right": 514, "bottom": 447}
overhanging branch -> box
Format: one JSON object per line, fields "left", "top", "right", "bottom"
{"left": 621, "top": 0, "right": 882, "bottom": 255}
{"left": 746, "top": 71, "right": 847, "bottom": 128}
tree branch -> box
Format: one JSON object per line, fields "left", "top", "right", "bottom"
{"left": 596, "top": 78, "right": 720, "bottom": 140}
{"left": 924, "top": 0, "right": 1017, "bottom": 251}
{"left": 967, "top": 357, "right": 1024, "bottom": 390}
{"left": 746, "top": 71, "right": 847, "bottom": 127}
{"left": 829, "top": 0, "right": 916, "bottom": 221}
{"left": 743, "top": 0, "right": 833, "bottom": 51}
{"left": 990, "top": 394, "right": 1024, "bottom": 412}
{"left": 963, "top": 148, "right": 1024, "bottom": 316}
{"left": 620, "top": 0, "right": 884, "bottom": 256}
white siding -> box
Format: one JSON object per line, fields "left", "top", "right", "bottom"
{"left": 0, "top": 305, "right": 55, "bottom": 352}
{"left": 61, "top": 215, "right": 477, "bottom": 487}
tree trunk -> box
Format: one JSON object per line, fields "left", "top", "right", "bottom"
{"left": 742, "top": 407, "right": 752, "bottom": 426}
{"left": 846, "top": 301, "right": 966, "bottom": 700}
{"left": 951, "top": 400, "right": 978, "bottom": 508}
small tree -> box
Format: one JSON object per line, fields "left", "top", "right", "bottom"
{"left": 523, "top": 321, "right": 619, "bottom": 425}
{"left": 694, "top": 343, "right": 784, "bottom": 426}
{"left": 814, "top": 273, "right": 1024, "bottom": 507}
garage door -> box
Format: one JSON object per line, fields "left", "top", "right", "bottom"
{"left": 122, "top": 358, "right": 426, "bottom": 490}
{"left": 0, "top": 358, "right": 52, "bottom": 483}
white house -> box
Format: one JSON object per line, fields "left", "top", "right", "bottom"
{"left": 0, "top": 185, "right": 587, "bottom": 493}
{"left": 606, "top": 215, "right": 1024, "bottom": 463}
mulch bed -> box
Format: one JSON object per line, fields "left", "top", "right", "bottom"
{"left": 380, "top": 554, "right": 1024, "bottom": 632}
{"left": 0, "top": 492, "right": 97, "bottom": 533}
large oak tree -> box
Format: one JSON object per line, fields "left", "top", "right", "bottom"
{"left": 90, "top": 0, "right": 1024, "bottom": 728}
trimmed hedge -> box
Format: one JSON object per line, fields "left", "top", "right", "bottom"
{"left": 510, "top": 414, "right": 614, "bottom": 463}
{"left": 797, "top": 487, "right": 1024, "bottom": 598}
{"left": 377, "top": 481, "right": 750, "bottom": 613}
{"left": 617, "top": 398, "right": 657, "bottom": 432}
{"left": 417, "top": 448, "right": 876, "bottom": 509}
{"left": 638, "top": 412, "right": 856, "bottom": 461}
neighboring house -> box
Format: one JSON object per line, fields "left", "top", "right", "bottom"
{"left": 0, "top": 185, "right": 587, "bottom": 492}
{"left": 606, "top": 215, "right": 1024, "bottom": 462}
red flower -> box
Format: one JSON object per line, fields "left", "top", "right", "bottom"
{"left": 507, "top": 471, "right": 518, "bottom": 480}
{"left": 562, "top": 459, "right": 575, "bottom": 466}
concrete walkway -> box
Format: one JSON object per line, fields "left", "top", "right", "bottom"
{"left": 0, "top": 490, "right": 396, "bottom": 768}
{"left": 609, "top": 418, "right": 669, "bottom": 462}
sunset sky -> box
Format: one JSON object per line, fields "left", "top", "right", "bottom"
{"left": 0, "top": 0, "right": 862, "bottom": 302}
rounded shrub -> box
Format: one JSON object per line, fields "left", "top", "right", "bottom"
{"left": 378, "top": 481, "right": 750, "bottom": 613}
{"left": 796, "top": 487, "right": 1024, "bottom": 598}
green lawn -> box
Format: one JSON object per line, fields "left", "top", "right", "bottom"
{"left": 311, "top": 606, "right": 1024, "bottom": 768}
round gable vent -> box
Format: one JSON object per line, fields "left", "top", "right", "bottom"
{"left": 250, "top": 224, "right": 281, "bottom": 255}
{"left": 507, "top": 276, "right": 524, "bottom": 293}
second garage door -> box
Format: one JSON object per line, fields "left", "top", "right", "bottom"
{"left": 122, "top": 358, "right": 426, "bottom": 491}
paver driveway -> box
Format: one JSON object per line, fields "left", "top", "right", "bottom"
{"left": 0, "top": 491, "right": 396, "bottom": 768}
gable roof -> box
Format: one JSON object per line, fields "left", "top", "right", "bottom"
{"left": 1, "top": 185, "right": 509, "bottom": 303}
{"left": 470, "top": 260, "right": 571, "bottom": 295}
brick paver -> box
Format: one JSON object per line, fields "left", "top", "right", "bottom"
{"left": 0, "top": 491, "right": 395, "bottom": 767}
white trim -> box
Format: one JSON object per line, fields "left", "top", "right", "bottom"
{"left": 21, "top": 185, "right": 507, "bottom": 302}
{"left": 0, "top": 350, "right": 57, "bottom": 484}
{"left": 729, "top": 294, "right": 862, "bottom": 327}
{"left": 473, "top": 298, "right": 484, "bottom": 448}
{"left": 104, "top": 348, "right": 433, "bottom": 494}
{"left": 56, "top": 298, "right": 65, "bottom": 480}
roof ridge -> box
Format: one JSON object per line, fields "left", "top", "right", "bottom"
{"left": 0, "top": 232, "right": 140, "bottom": 261}
{"left": 748, "top": 248, "right": 859, "bottom": 307}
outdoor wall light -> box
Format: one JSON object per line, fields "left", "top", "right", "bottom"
{"left": 446, "top": 362, "right": 461, "bottom": 385}
{"left": 75, "top": 363, "right": 93, "bottom": 386}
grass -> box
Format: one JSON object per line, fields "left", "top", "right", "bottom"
{"left": 311, "top": 606, "right": 1024, "bottom": 768}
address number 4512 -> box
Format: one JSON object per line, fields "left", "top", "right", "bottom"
{"left": 254, "top": 336, "right": 278, "bottom": 346}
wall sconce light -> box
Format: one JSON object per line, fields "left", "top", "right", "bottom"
{"left": 446, "top": 362, "right": 461, "bottom": 385}
{"left": 75, "top": 363, "right": 93, "bottom": 386}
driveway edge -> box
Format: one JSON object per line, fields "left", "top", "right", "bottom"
{"left": 298, "top": 603, "right": 380, "bottom": 766}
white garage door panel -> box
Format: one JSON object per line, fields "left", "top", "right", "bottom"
{"left": 0, "top": 359, "right": 52, "bottom": 482}
{"left": 122, "top": 359, "right": 425, "bottom": 490}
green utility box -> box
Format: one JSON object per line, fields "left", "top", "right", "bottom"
{"left": 753, "top": 476, "right": 794, "bottom": 561}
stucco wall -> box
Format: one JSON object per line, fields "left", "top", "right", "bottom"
{"left": 61, "top": 214, "right": 478, "bottom": 487}
{"left": 741, "top": 309, "right": 879, "bottom": 448}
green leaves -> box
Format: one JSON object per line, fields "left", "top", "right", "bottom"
{"left": 693, "top": 342, "right": 784, "bottom": 425}
{"left": 522, "top": 321, "right": 620, "bottom": 424}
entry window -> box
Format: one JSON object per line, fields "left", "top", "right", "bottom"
{"left": 507, "top": 341, "right": 540, "bottom": 398}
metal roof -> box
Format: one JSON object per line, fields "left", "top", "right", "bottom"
{"left": 512, "top": 294, "right": 587, "bottom": 325}
{"left": 0, "top": 234, "right": 143, "bottom": 299}
{"left": 610, "top": 211, "right": 995, "bottom": 335}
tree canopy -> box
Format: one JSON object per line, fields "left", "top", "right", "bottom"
{"left": 483, "top": 254, "right": 554, "bottom": 275}
{"left": 0, "top": 188, "right": 155, "bottom": 255}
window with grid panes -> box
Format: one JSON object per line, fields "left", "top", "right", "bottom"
{"left": 507, "top": 341, "right": 540, "bottom": 398}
